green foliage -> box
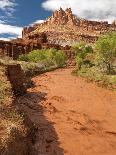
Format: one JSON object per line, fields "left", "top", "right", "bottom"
{"left": 72, "top": 42, "right": 86, "bottom": 52}
{"left": 73, "top": 43, "right": 93, "bottom": 69}
{"left": 19, "top": 61, "right": 58, "bottom": 77}
{"left": 73, "top": 66, "right": 116, "bottom": 90}
{"left": 73, "top": 32, "right": 116, "bottom": 89}
{"left": 53, "top": 50, "right": 67, "bottom": 67}
{"left": 18, "top": 48, "right": 67, "bottom": 68}
{"left": 95, "top": 32, "right": 116, "bottom": 74}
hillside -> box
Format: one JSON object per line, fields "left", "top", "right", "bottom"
{"left": 22, "top": 8, "right": 116, "bottom": 45}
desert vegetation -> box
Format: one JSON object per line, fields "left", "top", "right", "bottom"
{"left": 0, "top": 49, "right": 67, "bottom": 153}
{"left": 19, "top": 48, "right": 66, "bottom": 69}
{"left": 0, "top": 47, "right": 67, "bottom": 154}
{"left": 0, "top": 63, "right": 27, "bottom": 154}
{"left": 17, "top": 48, "right": 67, "bottom": 76}
{"left": 72, "top": 32, "right": 116, "bottom": 89}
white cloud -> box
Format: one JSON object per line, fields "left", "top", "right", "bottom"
{"left": 30, "top": 20, "right": 44, "bottom": 26}
{"left": 0, "top": 1, "right": 20, "bottom": 40}
{"left": 0, "top": 0, "right": 16, "bottom": 16}
{"left": 0, "top": 36, "right": 17, "bottom": 41}
{"left": 33, "top": 20, "right": 44, "bottom": 24}
{"left": 0, "top": 20, "right": 6, "bottom": 24}
{"left": 42, "top": 0, "right": 116, "bottom": 23}
{"left": 0, "top": 38, "right": 10, "bottom": 41}
{"left": 0, "top": 24, "right": 23, "bottom": 40}
{"left": 0, "top": 0, "right": 15, "bottom": 10}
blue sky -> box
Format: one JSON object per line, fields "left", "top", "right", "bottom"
{"left": 0, "top": 0, "right": 51, "bottom": 40}
{"left": 0, "top": 0, "right": 116, "bottom": 40}
{"left": 9, "top": 0, "right": 51, "bottom": 26}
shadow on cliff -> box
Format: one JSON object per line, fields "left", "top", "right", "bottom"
{"left": 16, "top": 90, "right": 64, "bottom": 155}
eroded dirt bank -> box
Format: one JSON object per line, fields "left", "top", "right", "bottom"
{"left": 17, "top": 68, "right": 116, "bottom": 155}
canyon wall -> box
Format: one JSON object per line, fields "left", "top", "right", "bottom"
{"left": 0, "top": 34, "right": 75, "bottom": 66}
{"left": 0, "top": 8, "right": 116, "bottom": 64}
{"left": 0, "top": 33, "right": 47, "bottom": 59}
{"left": 22, "top": 8, "right": 116, "bottom": 44}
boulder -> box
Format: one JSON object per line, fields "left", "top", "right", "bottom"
{"left": 6, "top": 64, "right": 27, "bottom": 96}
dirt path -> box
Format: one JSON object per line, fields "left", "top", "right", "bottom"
{"left": 18, "top": 68, "right": 116, "bottom": 155}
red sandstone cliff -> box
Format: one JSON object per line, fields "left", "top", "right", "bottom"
{"left": 0, "top": 8, "right": 116, "bottom": 61}
{"left": 22, "top": 8, "right": 116, "bottom": 45}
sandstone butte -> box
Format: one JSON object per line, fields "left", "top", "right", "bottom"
{"left": 22, "top": 8, "right": 116, "bottom": 45}
{"left": 0, "top": 8, "right": 116, "bottom": 60}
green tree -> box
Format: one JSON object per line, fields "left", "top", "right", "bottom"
{"left": 72, "top": 43, "right": 93, "bottom": 69}
{"left": 95, "top": 32, "right": 116, "bottom": 74}
{"left": 18, "top": 48, "right": 67, "bottom": 67}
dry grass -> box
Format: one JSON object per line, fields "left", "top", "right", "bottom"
{"left": 73, "top": 66, "right": 116, "bottom": 90}
{"left": 0, "top": 63, "right": 26, "bottom": 152}
{"left": 0, "top": 55, "right": 60, "bottom": 153}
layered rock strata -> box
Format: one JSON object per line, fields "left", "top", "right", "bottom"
{"left": 0, "top": 8, "right": 116, "bottom": 66}
{"left": 22, "top": 8, "right": 116, "bottom": 44}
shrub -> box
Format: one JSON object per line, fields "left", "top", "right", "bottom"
{"left": 72, "top": 42, "right": 86, "bottom": 53}
{"left": 53, "top": 50, "right": 67, "bottom": 67}
{"left": 73, "top": 66, "right": 116, "bottom": 89}
{"left": 18, "top": 48, "right": 67, "bottom": 68}
{"left": 73, "top": 34, "right": 116, "bottom": 89}
{"left": 17, "top": 54, "right": 29, "bottom": 62}
{"left": 72, "top": 43, "right": 93, "bottom": 69}
{"left": 95, "top": 32, "right": 116, "bottom": 74}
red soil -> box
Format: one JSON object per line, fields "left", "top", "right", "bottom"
{"left": 18, "top": 68, "right": 116, "bottom": 155}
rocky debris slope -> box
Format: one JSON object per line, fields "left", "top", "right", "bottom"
{"left": 22, "top": 8, "right": 116, "bottom": 45}
{"left": 0, "top": 63, "right": 35, "bottom": 155}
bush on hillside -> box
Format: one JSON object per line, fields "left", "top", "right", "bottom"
{"left": 95, "top": 32, "right": 116, "bottom": 74}
{"left": 72, "top": 42, "right": 93, "bottom": 69}
{"left": 18, "top": 48, "right": 67, "bottom": 68}
{"left": 73, "top": 66, "right": 116, "bottom": 89}
{"left": 73, "top": 33, "right": 116, "bottom": 89}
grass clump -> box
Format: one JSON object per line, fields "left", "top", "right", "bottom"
{"left": 19, "top": 61, "right": 59, "bottom": 77}
{"left": 73, "top": 67, "right": 116, "bottom": 89}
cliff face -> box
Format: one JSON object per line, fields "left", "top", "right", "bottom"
{"left": 22, "top": 8, "right": 116, "bottom": 45}
{"left": 0, "top": 33, "right": 47, "bottom": 59}
{"left": 0, "top": 8, "right": 116, "bottom": 62}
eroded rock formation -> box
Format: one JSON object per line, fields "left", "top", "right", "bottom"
{"left": 6, "top": 64, "right": 27, "bottom": 95}
{"left": 0, "top": 33, "right": 47, "bottom": 59}
{"left": 0, "top": 34, "right": 75, "bottom": 66}
{"left": 22, "top": 8, "right": 116, "bottom": 45}
{"left": 0, "top": 8, "right": 116, "bottom": 64}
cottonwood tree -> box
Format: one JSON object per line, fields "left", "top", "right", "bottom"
{"left": 95, "top": 32, "right": 116, "bottom": 74}
{"left": 72, "top": 42, "right": 93, "bottom": 69}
